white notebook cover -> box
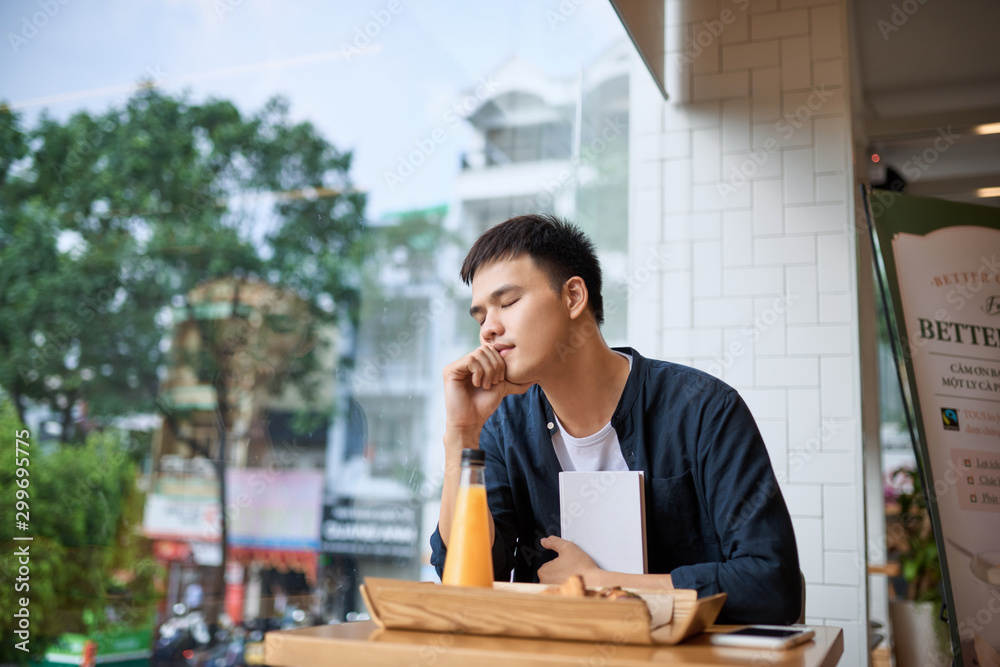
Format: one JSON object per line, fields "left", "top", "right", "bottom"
{"left": 558, "top": 470, "right": 647, "bottom": 575}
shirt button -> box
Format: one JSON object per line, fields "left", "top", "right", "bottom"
{"left": 547, "top": 422, "right": 554, "bottom": 430}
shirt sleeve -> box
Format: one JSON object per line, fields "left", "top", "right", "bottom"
{"left": 668, "top": 390, "right": 803, "bottom": 625}
{"left": 429, "top": 424, "right": 518, "bottom": 582}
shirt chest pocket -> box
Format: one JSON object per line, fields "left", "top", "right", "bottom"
{"left": 648, "top": 470, "right": 719, "bottom": 552}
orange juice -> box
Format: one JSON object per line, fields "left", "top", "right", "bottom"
{"left": 442, "top": 484, "right": 494, "bottom": 587}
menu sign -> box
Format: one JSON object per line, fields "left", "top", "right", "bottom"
{"left": 869, "top": 192, "right": 1000, "bottom": 666}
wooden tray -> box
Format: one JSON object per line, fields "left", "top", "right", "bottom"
{"left": 359, "top": 577, "right": 726, "bottom": 646}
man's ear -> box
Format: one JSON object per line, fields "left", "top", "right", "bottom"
{"left": 563, "top": 276, "right": 589, "bottom": 320}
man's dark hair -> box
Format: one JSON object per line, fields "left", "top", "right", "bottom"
{"left": 460, "top": 214, "right": 604, "bottom": 326}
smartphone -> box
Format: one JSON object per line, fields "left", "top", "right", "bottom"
{"left": 708, "top": 625, "right": 816, "bottom": 649}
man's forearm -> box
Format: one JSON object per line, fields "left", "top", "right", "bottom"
{"left": 437, "top": 428, "right": 495, "bottom": 547}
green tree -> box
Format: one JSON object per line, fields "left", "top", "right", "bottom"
{"left": 0, "top": 88, "right": 366, "bottom": 432}
{"left": 0, "top": 400, "right": 157, "bottom": 666}
{"left": 0, "top": 86, "right": 367, "bottom": 624}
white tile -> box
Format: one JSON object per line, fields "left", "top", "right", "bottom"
{"left": 825, "top": 551, "right": 862, "bottom": 586}
{"left": 694, "top": 181, "right": 752, "bottom": 209}
{"left": 820, "top": 356, "right": 856, "bottom": 418}
{"left": 720, "top": 3, "right": 749, "bottom": 44}
{"left": 815, "top": 172, "right": 846, "bottom": 203}
{"left": 691, "top": 32, "right": 720, "bottom": 76}
{"left": 634, "top": 189, "right": 662, "bottom": 234}
{"left": 659, "top": 241, "right": 693, "bottom": 270}
{"left": 722, "top": 41, "right": 780, "bottom": 70}
{"left": 788, "top": 388, "right": 820, "bottom": 450}
{"left": 811, "top": 5, "right": 843, "bottom": 59}
{"left": 823, "top": 485, "right": 859, "bottom": 552}
{"left": 821, "top": 418, "right": 858, "bottom": 451}
{"left": 663, "top": 158, "right": 692, "bottom": 213}
{"left": 785, "top": 203, "right": 847, "bottom": 233}
{"left": 663, "top": 101, "right": 720, "bottom": 130}
{"left": 753, "top": 179, "right": 783, "bottom": 235}
{"left": 752, "top": 67, "right": 781, "bottom": 121}
{"left": 751, "top": 10, "right": 809, "bottom": 39}
{"left": 819, "top": 293, "right": 852, "bottom": 323}
{"left": 756, "top": 418, "right": 788, "bottom": 475}
{"left": 812, "top": 59, "right": 844, "bottom": 88}
{"left": 792, "top": 516, "right": 824, "bottom": 583}
{"left": 634, "top": 159, "right": 662, "bottom": 190}
{"left": 724, "top": 267, "right": 784, "bottom": 296}
{"left": 722, "top": 210, "right": 753, "bottom": 266}
{"left": 750, "top": 0, "right": 778, "bottom": 13}
{"left": 814, "top": 117, "right": 848, "bottom": 172}
{"left": 752, "top": 294, "right": 789, "bottom": 356}
{"left": 721, "top": 98, "right": 751, "bottom": 154}
{"left": 806, "top": 584, "right": 861, "bottom": 621}
{"left": 781, "top": 37, "right": 812, "bottom": 89}
{"left": 817, "top": 233, "right": 851, "bottom": 292}
{"left": 783, "top": 148, "right": 816, "bottom": 204}
{"left": 679, "top": 0, "right": 722, "bottom": 23}
{"left": 663, "top": 211, "right": 721, "bottom": 241}
{"left": 693, "top": 297, "right": 754, "bottom": 327}
{"left": 662, "top": 272, "right": 692, "bottom": 328}
{"left": 781, "top": 0, "right": 835, "bottom": 6}
{"left": 754, "top": 235, "right": 816, "bottom": 265}
{"left": 661, "top": 131, "right": 691, "bottom": 159}
{"left": 665, "top": 48, "right": 692, "bottom": 102}
{"left": 756, "top": 356, "right": 818, "bottom": 386}
{"left": 722, "top": 149, "right": 781, "bottom": 181}
{"left": 787, "top": 324, "right": 854, "bottom": 355}
{"left": 693, "top": 241, "right": 722, "bottom": 297}
{"left": 785, "top": 265, "right": 818, "bottom": 323}
{"left": 662, "top": 329, "right": 722, "bottom": 358}
{"left": 783, "top": 86, "right": 844, "bottom": 119}
{"left": 782, "top": 483, "right": 822, "bottom": 516}
{"left": 754, "top": 118, "right": 813, "bottom": 149}
{"left": 789, "top": 450, "right": 852, "bottom": 484}
{"left": 692, "top": 128, "right": 722, "bottom": 182}
{"left": 741, "top": 388, "right": 788, "bottom": 420}
{"left": 694, "top": 72, "right": 750, "bottom": 102}
{"left": 634, "top": 137, "right": 661, "bottom": 162}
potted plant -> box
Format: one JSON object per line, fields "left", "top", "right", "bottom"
{"left": 885, "top": 466, "right": 950, "bottom": 666}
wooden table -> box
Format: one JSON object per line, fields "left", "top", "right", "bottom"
{"left": 264, "top": 621, "right": 843, "bottom": 666}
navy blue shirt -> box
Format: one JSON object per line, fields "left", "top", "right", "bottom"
{"left": 430, "top": 348, "right": 802, "bottom": 624}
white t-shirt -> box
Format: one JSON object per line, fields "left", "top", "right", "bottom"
{"left": 551, "top": 351, "right": 632, "bottom": 472}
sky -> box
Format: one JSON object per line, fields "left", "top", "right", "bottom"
{"left": 0, "top": 0, "right": 628, "bottom": 217}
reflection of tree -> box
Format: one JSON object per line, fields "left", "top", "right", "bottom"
{"left": 0, "top": 88, "right": 367, "bottom": 624}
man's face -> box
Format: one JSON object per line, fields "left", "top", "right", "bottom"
{"left": 469, "top": 255, "right": 568, "bottom": 384}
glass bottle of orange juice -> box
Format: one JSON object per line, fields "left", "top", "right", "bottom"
{"left": 442, "top": 448, "right": 494, "bottom": 587}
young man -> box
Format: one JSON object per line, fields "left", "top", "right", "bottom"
{"left": 430, "top": 214, "right": 801, "bottom": 624}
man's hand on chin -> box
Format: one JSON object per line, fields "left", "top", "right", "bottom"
{"left": 537, "top": 536, "right": 600, "bottom": 584}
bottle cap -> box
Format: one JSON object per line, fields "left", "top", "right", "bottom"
{"left": 461, "top": 448, "right": 486, "bottom": 464}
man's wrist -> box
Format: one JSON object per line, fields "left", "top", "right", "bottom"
{"left": 443, "top": 426, "right": 482, "bottom": 452}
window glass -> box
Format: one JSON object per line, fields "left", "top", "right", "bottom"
{"left": 0, "top": 0, "right": 635, "bottom": 637}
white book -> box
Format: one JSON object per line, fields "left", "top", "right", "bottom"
{"left": 558, "top": 470, "right": 647, "bottom": 575}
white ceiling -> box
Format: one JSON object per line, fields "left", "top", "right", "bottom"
{"left": 851, "top": 0, "right": 1000, "bottom": 206}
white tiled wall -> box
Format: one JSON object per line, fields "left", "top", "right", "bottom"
{"left": 628, "top": 0, "right": 866, "bottom": 662}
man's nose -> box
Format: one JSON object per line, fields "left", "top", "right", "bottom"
{"left": 481, "top": 311, "right": 503, "bottom": 340}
